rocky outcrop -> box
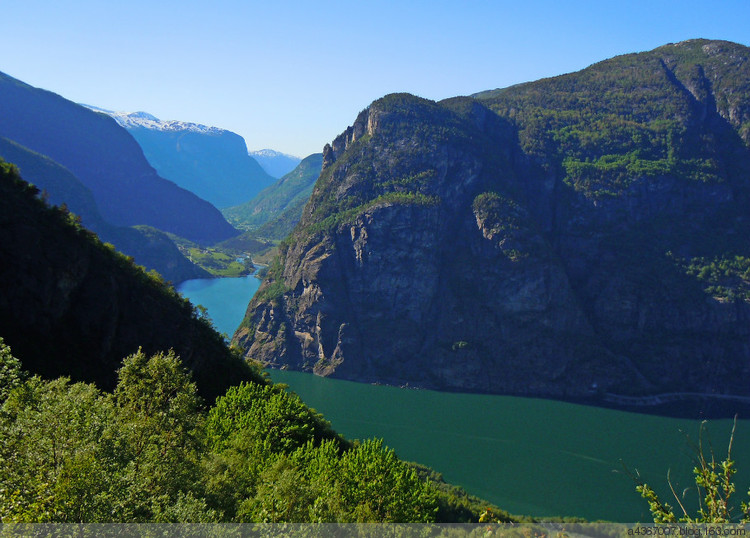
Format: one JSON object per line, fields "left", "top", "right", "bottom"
{"left": 234, "top": 41, "right": 750, "bottom": 400}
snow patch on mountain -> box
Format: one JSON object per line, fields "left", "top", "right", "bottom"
{"left": 249, "top": 148, "right": 300, "bottom": 160}
{"left": 82, "top": 105, "right": 226, "bottom": 135}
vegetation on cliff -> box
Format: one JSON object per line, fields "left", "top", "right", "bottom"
{"left": 236, "top": 40, "right": 750, "bottom": 404}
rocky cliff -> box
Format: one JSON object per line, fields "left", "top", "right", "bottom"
{"left": 103, "top": 111, "right": 276, "bottom": 209}
{"left": 234, "top": 40, "right": 750, "bottom": 400}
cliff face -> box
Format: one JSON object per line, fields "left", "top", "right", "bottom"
{"left": 234, "top": 40, "right": 750, "bottom": 398}
{"left": 122, "top": 122, "right": 276, "bottom": 209}
{"left": 0, "top": 162, "right": 258, "bottom": 402}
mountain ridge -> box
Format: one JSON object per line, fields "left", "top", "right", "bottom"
{"left": 85, "top": 106, "right": 276, "bottom": 209}
{"left": 222, "top": 152, "right": 323, "bottom": 234}
{"left": 233, "top": 39, "right": 750, "bottom": 409}
{"left": 0, "top": 136, "right": 209, "bottom": 282}
{"left": 0, "top": 71, "right": 239, "bottom": 244}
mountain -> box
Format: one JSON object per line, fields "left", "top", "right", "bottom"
{"left": 249, "top": 149, "right": 302, "bottom": 178}
{"left": 222, "top": 152, "right": 323, "bottom": 235}
{"left": 91, "top": 108, "right": 276, "bottom": 209}
{"left": 233, "top": 39, "right": 750, "bottom": 404}
{"left": 0, "top": 159, "right": 259, "bottom": 402}
{"left": 0, "top": 136, "right": 209, "bottom": 283}
{"left": 0, "top": 71, "right": 238, "bottom": 245}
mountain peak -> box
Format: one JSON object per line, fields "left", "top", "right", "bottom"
{"left": 249, "top": 148, "right": 301, "bottom": 160}
{"left": 82, "top": 105, "right": 227, "bottom": 135}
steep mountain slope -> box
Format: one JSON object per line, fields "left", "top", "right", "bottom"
{"left": 0, "top": 160, "right": 257, "bottom": 401}
{"left": 0, "top": 71, "right": 238, "bottom": 244}
{"left": 0, "top": 137, "right": 208, "bottom": 282}
{"left": 93, "top": 109, "right": 276, "bottom": 208}
{"left": 249, "top": 149, "right": 301, "bottom": 178}
{"left": 234, "top": 40, "right": 750, "bottom": 402}
{"left": 222, "top": 152, "right": 323, "bottom": 234}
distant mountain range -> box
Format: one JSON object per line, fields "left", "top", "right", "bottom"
{"left": 0, "top": 72, "right": 237, "bottom": 245}
{"left": 235, "top": 39, "right": 750, "bottom": 409}
{"left": 249, "top": 149, "right": 302, "bottom": 178}
{"left": 88, "top": 106, "right": 277, "bottom": 209}
{"left": 222, "top": 152, "right": 323, "bottom": 237}
{"left": 0, "top": 72, "right": 243, "bottom": 281}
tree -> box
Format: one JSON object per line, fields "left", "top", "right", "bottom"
{"left": 112, "top": 349, "right": 206, "bottom": 521}
{"left": 0, "top": 377, "right": 118, "bottom": 522}
{"left": 0, "top": 337, "right": 25, "bottom": 403}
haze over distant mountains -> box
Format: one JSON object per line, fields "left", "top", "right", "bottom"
{"left": 249, "top": 149, "right": 302, "bottom": 179}
{"left": 0, "top": 71, "right": 245, "bottom": 281}
{"left": 0, "top": 73, "right": 237, "bottom": 244}
{"left": 87, "top": 106, "right": 277, "bottom": 209}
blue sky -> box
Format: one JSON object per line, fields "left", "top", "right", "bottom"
{"left": 2, "top": 1, "right": 749, "bottom": 157}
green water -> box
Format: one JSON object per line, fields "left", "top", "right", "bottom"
{"left": 271, "top": 369, "right": 750, "bottom": 522}
{"left": 177, "top": 276, "right": 750, "bottom": 522}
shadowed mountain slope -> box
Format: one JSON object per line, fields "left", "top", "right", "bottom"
{"left": 0, "top": 71, "right": 238, "bottom": 245}
{"left": 0, "top": 160, "right": 259, "bottom": 402}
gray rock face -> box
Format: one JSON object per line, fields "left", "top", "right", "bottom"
{"left": 235, "top": 42, "right": 750, "bottom": 401}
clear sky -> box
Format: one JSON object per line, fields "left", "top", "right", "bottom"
{"left": 2, "top": 0, "right": 749, "bottom": 158}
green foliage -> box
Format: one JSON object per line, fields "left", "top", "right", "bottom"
{"left": 112, "top": 349, "right": 205, "bottom": 520}
{"left": 1, "top": 349, "right": 478, "bottom": 523}
{"left": 0, "top": 338, "right": 25, "bottom": 403}
{"left": 253, "top": 255, "right": 289, "bottom": 304}
{"left": 205, "top": 381, "right": 340, "bottom": 455}
{"left": 0, "top": 377, "right": 116, "bottom": 522}
{"left": 478, "top": 41, "right": 746, "bottom": 199}
{"left": 334, "top": 439, "right": 438, "bottom": 522}
{"left": 678, "top": 255, "right": 750, "bottom": 301}
{"left": 0, "top": 350, "right": 207, "bottom": 522}
{"left": 302, "top": 191, "right": 440, "bottom": 241}
{"left": 633, "top": 420, "right": 750, "bottom": 523}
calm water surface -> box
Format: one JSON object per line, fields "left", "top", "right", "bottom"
{"left": 178, "top": 274, "right": 261, "bottom": 337}
{"left": 178, "top": 276, "right": 750, "bottom": 522}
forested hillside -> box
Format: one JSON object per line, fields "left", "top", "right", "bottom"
{"left": 0, "top": 160, "right": 253, "bottom": 400}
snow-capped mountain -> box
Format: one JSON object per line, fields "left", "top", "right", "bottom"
{"left": 84, "top": 105, "right": 225, "bottom": 135}
{"left": 83, "top": 105, "right": 276, "bottom": 208}
{"left": 248, "top": 149, "right": 301, "bottom": 178}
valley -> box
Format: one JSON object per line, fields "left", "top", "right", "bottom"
{"left": 2, "top": 34, "right": 750, "bottom": 524}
